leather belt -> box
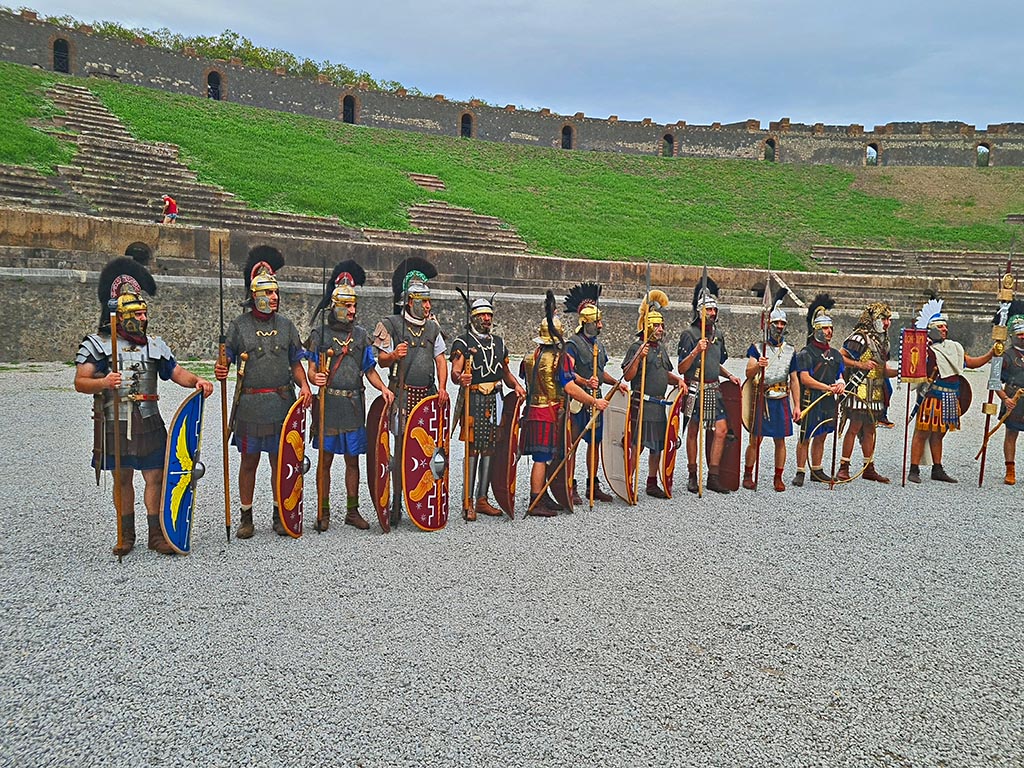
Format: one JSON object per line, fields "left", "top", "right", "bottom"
{"left": 126, "top": 393, "right": 159, "bottom": 402}
{"left": 243, "top": 385, "right": 291, "bottom": 395}
{"left": 326, "top": 387, "right": 362, "bottom": 397}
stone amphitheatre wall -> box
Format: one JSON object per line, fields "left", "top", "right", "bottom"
{"left": 4, "top": 9, "right": 1024, "bottom": 168}
{"left": 1, "top": 208, "right": 1002, "bottom": 363}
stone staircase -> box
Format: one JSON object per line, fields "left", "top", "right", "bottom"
{"left": 44, "top": 82, "right": 364, "bottom": 242}
{"left": 813, "top": 245, "right": 1013, "bottom": 281}
{"left": 0, "top": 164, "right": 95, "bottom": 215}
{"left": 408, "top": 173, "right": 446, "bottom": 192}
{"left": 364, "top": 200, "right": 531, "bottom": 256}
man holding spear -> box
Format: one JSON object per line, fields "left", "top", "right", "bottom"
{"left": 307, "top": 260, "right": 392, "bottom": 531}
{"left": 677, "top": 273, "right": 740, "bottom": 495}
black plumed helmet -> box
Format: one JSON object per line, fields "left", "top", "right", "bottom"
{"left": 314, "top": 259, "right": 366, "bottom": 317}
{"left": 97, "top": 256, "right": 156, "bottom": 332}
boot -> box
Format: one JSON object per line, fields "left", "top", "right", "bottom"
{"left": 836, "top": 461, "right": 851, "bottom": 483}
{"left": 462, "top": 502, "right": 477, "bottom": 522}
{"left": 527, "top": 494, "right": 556, "bottom": 518}
{"left": 792, "top": 470, "right": 805, "bottom": 487}
{"left": 146, "top": 515, "right": 176, "bottom": 555}
{"left": 111, "top": 514, "right": 136, "bottom": 557}
{"left": 687, "top": 464, "right": 698, "bottom": 493}
{"left": 475, "top": 497, "right": 503, "bottom": 517}
{"left": 707, "top": 472, "right": 730, "bottom": 495}
{"left": 809, "top": 468, "right": 832, "bottom": 483}
{"left": 272, "top": 505, "right": 289, "bottom": 536}
{"left": 570, "top": 480, "right": 583, "bottom": 506}
{"left": 646, "top": 477, "right": 668, "bottom": 499}
{"left": 591, "top": 479, "right": 614, "bottom": 502}
{"left": 907, "top": 464, "right": 921, "bottom": 484}
{"left": 542, "top": 490, "right": 565, "bottom": 511}
{"left": 742, "top": 465, "right": 756, "bottom": 491}
{"left": 1005, "top": 462, "right": 1016, "bottom": 486}
{"left": 237, "top": 506, "right": 255, "bottom": 539}
{"left": 931, "top": 464, "right": 957, "bottom": 483}
{"left": 773, "top": 468, "right": 786, "bottom": 492}
{"left": 315, "top": 507, "right": 330, "bottom": 532}
{"left": 862, "top": 462, "right": 890, "bottom": 484}
{"left": 344, "top": 508, "right": 370, "bottom": 530}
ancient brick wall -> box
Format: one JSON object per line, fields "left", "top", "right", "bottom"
{"left": 3, "top": 9, "right": 1023, "bottom": 167}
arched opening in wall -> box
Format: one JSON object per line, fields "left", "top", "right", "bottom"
{"left": 561, "top": 125, "right": 575, "bottom": 150}
{"left": 865, "top": 143, "right": 878, "bottom": 166}
{"left": 124, "top": 242, "right": 152, "bottom": 263}
{"left": 662, "top": 134, "right": 675, "bottom": 157}
{"left": 53, "top": 39, "right": 70, "bottom": 73}
{"left": 763, "top": 138, "right": 776, "bottom": 162}
{"left": 207, "top": 71, "right": 222, "bottom": 100}
{"left": 342, "top": 95, "right": 357, "bottom": 124}
{"left": 977, "top": 143, "right": 991, "bottom": 167}
{"left": 460, "top": 112, "right": 474, "bottom": 138}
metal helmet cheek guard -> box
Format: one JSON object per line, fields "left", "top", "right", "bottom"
{"left": 470, "top": 297, "right": 494, "bottom": 334}
{"left": 244, "top": 250, "right": 285, "bottom": 314}
{"left": 97, "top": 256, "right": 157, "bottom": 337}
{"left": 806, "top": 294, "right": 835, "bottom": 344}
{"left": 116, "top": 291, "right": 149, "bottom": 339}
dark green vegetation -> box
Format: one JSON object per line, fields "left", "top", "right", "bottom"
{"left": 0, "top": 62, "right": 74, "bottom": 172}
{"left": 2, "top": 61, "right": 1023, "bottom": 270}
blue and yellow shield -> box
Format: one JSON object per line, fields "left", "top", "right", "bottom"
{"left": 160, "top": 389, "right": 206, "bottom": 554}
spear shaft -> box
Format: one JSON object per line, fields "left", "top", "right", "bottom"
{"left": 109, "top": 307, "right": 124, "bottom": 563}
{"left": 217, "top": 241, "right": 231, "bottom": 543}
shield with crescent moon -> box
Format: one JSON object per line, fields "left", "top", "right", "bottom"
{"left": 366, "top": 394, "right": 392, "bottom": 532}
{"left": 275, "top": 398, "right": 310, "bottom": 538}
{"left": 401, "top": 394, "right": 450, "bottom": 532}
{"left": 658, "top": 386, "right": 685, "bottom": 499}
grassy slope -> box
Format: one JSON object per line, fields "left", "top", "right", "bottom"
{"left": 2, "top": 61, "right": 1023, "bottom": 270}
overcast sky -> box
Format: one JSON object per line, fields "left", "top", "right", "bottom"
{"left": 24, "top": 0, "right": 1024, "bottom": 129}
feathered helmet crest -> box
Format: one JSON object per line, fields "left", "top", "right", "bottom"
{"left": 565, "top": 282, "right": 602, "bottom": 332}
{"left": 534, "top": 289, "right": 565, "bottom": 345}
{"left": 314, "top": 259, "right": 366, "bottom": 319}
{"left": 806, "top": 293, "right": 835, "bottom": 334}
{"left": 391, "top": 257, "right": 437, "bottom": 314}
{"left": 768, "top": 287, "right": 789, "bottom": 324}
{"left": 915, "top": 291, "right": 947, "bottom": 330}
{"left": 638, "top": 289, "right": 669, "bottom": 334}
{"left": 97, "top": 254, "right": 156, "bottom": 332}
{"left": 243, "top": 247, "right": 284, "bottom": 311}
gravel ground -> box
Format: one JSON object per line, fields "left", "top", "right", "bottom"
{"left": 0, "top": 360, "right": 1021, "bottom": 767}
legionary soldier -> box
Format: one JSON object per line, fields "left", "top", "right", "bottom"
{"left": 372, "top": 258, "right": 449, "bottom": 525}
{"left": 563, "top": 282, "right": 624, "bottom": 504}
{"left": 75, "top": 256, "right": 213, "bottom": 556}
{"left": 997, "top": 305, "right": 1024, "bottom": 485}
{"left": 908, "top": 297, "right": 994, "bottom": 483}
{"left": 677, "top": 276, "right": 741, "bottom": 494}
{"left": 837, "top": 301, "right": 898, "bottom": 483}
{"left": 214, "top": 250, "right": 312, "bottom": 538}
{"left": 793, "top": 295, "right": 845, "bottom": 486}
{"left": 521, "top": 292, "right": 608, "bottom": 517}
{"left": 450, "top": 296, "right": 526, "bottom": 521}
{"left": 307, "top": 260, "right": 393, "bottom": 531}
{"left": 623, "top": 291, "right": 685, "bottom": 498}
{"left": 742, "top": 289, "right": 800, "bottom": 492}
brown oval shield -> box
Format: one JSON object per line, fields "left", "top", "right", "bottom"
{"left": 275, "top": 398, "right": 308, "bottom": 538}
{"left": 365, "top": 395, "right": 391, "bottom": 533}
{"left": 490, "top": 391, "right": 523, "bottom": 518}
{"left": 402, "top": 394, "right": 450, "bottom": 532}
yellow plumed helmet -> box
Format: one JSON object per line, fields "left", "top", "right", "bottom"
{"left": 637, "top": 289, "right": 669, "bottom": 332}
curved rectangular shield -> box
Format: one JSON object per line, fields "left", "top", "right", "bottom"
{"left": 659, "top": 386, "right": 685, "bottom": 499}
{"left": 366, "top": 394, "right": 392, "bottom": 533}
{"left": 160, "top": 389, "right": 205, "bottom": 554}
{"left": 490, "top": 391, "right": 523, "bottom": 518}
{"left": 601, "top": 388, "right": 634, "bottom": 504}
{"left": 275, "top": 398, "right": 308, "bottom": 538}
{"left": 402, "top": 394, "right": 450, "bottom": 532}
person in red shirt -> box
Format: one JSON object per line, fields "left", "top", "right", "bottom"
{"left": 161, "top": 194, "right": 178, "bottom": 224}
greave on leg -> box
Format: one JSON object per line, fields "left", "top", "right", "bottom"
{"left": 475, "top": 455, "right": 492, "bottom": 499}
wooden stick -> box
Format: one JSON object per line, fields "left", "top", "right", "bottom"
{"left": 109, "top": 310, "right": 124, "bottom": 563}
{"left": 316, "top": 349, "right": 333, "bottom": 531}
{"left": 589, "top": 342, "right": 598, "bottom": 510}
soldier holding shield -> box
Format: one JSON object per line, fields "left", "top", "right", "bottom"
{"left": 997, "top": 307, "right": 1024, "bottom": 484}
{"left": 213, "top": 250, "right": 312, "bottom": 539}
{"left": 75, "top": 256, "right": 213, "bottom": 557}
{"left": 307, "top": 260, "right": 393, "bottom": 531}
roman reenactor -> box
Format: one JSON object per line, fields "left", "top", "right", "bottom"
{"left": 372, "top": 257, "right": 449, "bottom": 526}
{"left": 75, "top": 255, "right": 213, "bottom": 557}
{"left": 450, "top": 296, "right": 526, "bottom": 521}
{"left": 677, "top": 276, "right": 741, "bottom": 494}
{"left": 623, "top": 290, "right": 685, "bottom": 498}
{"left": 213, "top": 249, "right": 312, "bottom": 538}
{"left": 837, "top": 301, "right": 899, "bottom": 483}
{"left": 793, "top": 295, "right": 845, "bottom": 486}
{"left": 742, "top": 289, "right": 800, "bottom": 492}
{"left": 563, "top": 282, "right": 624, "bottom": 504}
{"left": 307, "top": 260, "right": 393, "bottom": 531}
{"left": 997, "top": 306, "right": 1024, "bottom": 484}
{"left": 521, "top": 291, "right": 607, "bottom": 517}
{"left": 908, "top": 296, "right": 994, "bottom": 483}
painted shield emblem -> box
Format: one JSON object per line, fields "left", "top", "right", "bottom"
{"left": 402, "top": 394, "right": 450, "bottom": 532}
{"left": 366, "top": 395, "right": 392, "bottom": 533}
{"left": 659, "top": 386, "right": 685, "bottom": 499}
{"left": 601, "top": 387, "right": 633, "bottom": 504}
{"left": 275, "top": 398, "right": 309, "bottom": 538}
{"left": 490, "top": 391, "right": 523, "bottom": 518}
{"left": 160, "top": 389, "right": 206, "bottom": 554}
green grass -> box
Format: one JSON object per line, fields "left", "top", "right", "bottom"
{"left": 0, "top": 64, "right": 74, "bottom": 172}
{"left": 1, "top": 60, "right": 1023, "bottom": 269}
